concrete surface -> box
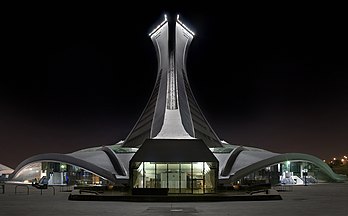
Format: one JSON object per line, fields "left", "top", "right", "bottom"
{"left": 0, "top": 183, "right": 347, "bottom": 216}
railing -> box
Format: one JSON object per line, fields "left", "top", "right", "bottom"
{"left": 41, "top": 186, "right": 55, "bottom": 195}
{"left": 0, "top": 183, "right": 5, "bottom": 194}
{"left": 59, "top": 185, "right": 73, "bottom": 192}
{"left": 14, "top": 184, "right": 56, "bottom": 195}
{"left": 15, "top": 185, "right": 29, "bottom": 195}
{"left": 273, "top": 184, "right": 293, "bottom": 192}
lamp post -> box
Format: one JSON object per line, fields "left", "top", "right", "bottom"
{"left": 303, "top": 168, "right": 308, "bottom": 186}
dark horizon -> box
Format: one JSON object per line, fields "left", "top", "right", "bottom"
{"left": 1, "top": 5, "right": 347, "bottom": 169}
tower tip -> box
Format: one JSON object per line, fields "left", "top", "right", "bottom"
{"left": 176, "top": 15, "right": 195, "bottom": 36}
{"left": 148, "top": 15, "right": 168, "bottom": 37}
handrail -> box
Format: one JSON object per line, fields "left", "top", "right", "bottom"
{"left": 15, "top": 185, "right": 29, "bottom": 195}
{"left": 39, "top": 186, "right": 55, "bottom": 195}
{"left": 0, "top": 183, "right": 5, "bottom": 194}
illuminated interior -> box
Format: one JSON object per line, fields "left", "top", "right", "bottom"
{"left": 13, "top": 162, "right": 108, "bottom": 186}
{"left": 131, "top": 162, "right": 217, "bottom": 194}
{"left": 237, "top": 161, "right": 329, "bottom": 186}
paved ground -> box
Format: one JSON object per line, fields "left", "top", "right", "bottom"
{"left": 0, "top": 183, "right": 347, "bottom": 216}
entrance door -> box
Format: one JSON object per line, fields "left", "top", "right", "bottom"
{"left": 193, "top": 179, "right": 204, "bottom": 194}
{"left": 192, "top": 162, "right": 204, "bottom": 194}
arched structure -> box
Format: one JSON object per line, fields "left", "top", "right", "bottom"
{"left": 10, "top": 153, "right": 117, "bottom": 182}
{"left": 225, "top": 153, "right": 345, "bottom": 183}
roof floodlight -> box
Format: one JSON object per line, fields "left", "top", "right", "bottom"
{"left": 148, "top": 15, "right": 168, "bottom": 37}
{"left": 176, "top": 16, "right": 195, "bottom": 36}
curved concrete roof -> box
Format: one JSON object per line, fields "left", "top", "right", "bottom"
{"left": 227, "top": 153, "right": 346, "bottom": 183}
{"left": 100, "top": 146, "right": 127, "bottom": 177}
{"left": 230, "top": 150, "right": 280, "bottom": 174}
{"left": 8, "top": 144, "right": 346, "bottom": 185}
{"left": 220, "top": 146, "right": 246, "bottom": 176}
{"left": 10, "top": 153, "right": 117, "bottom": 182}
{"left": 0, "top": 164, "right": 14, "bottom": 175}
{"left": 215, "top": 145, "right": 279, "bottom": 178}
{"left": 68, "top": 150, "right": 117, "bottom": 175}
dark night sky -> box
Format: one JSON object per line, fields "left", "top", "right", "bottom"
{"left": 1, "top": 4, "right": 347, "bottom": 168}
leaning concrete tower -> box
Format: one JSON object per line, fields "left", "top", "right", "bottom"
{"left": 122, "top": 15, "right": 222, "bottom": 148}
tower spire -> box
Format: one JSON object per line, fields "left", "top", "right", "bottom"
{"left": 122, "top": 15, "right": 222, "bottom": 147}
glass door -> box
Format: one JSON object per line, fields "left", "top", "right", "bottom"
{"left": 192, "top": 162, "right": 204, "bottom": 194}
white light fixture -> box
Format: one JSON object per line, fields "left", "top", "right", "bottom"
{"left": 148, "top": 14, "right": 168, "bottom": 36}
{"left": 176, "top": 14, "right": 195, "bottom": 36}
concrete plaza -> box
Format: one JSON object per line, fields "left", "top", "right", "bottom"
{"left": 0, "top": 183, "right": 347, "bottom": 216}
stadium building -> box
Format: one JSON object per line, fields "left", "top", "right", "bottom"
{"left": 8, "top": 15, "right": 345, "bottom": 194}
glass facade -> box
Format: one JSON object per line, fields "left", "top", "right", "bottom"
{"left": 131, "top": 162, "right": 217, "bottom": 194}
{"left": 14, "top": 162, "right": 109, "bottom": 186}
{"left": 238, "top": 161, "right": 323, "bottom": 186}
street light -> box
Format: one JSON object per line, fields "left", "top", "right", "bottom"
{"left": 303, "top": 168, "right": 308, "bottom": 186}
